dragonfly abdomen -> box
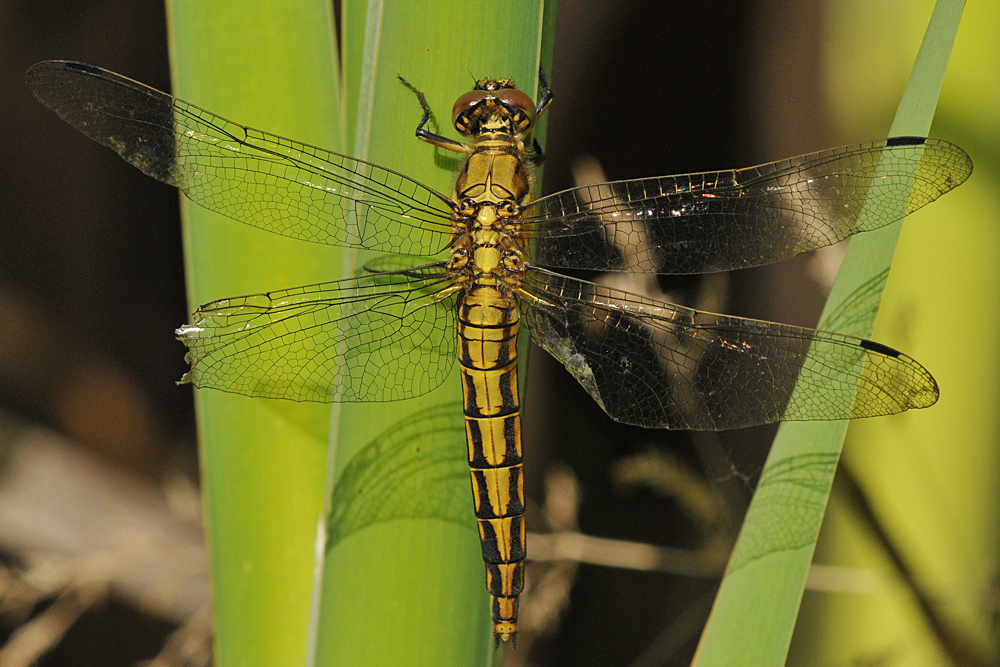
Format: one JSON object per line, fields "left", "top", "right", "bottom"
{"left": 458, "top": 286, "right": 525, "bottom": 646}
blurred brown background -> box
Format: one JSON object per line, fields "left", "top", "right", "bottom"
{"left": 1, "top": 1, "right": 996, "bottom": 666}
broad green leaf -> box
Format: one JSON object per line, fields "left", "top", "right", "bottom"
{"left": 168, "top": 1, "right": 557, "bottom": 663}
{"left": 167, "top": 2, "right": 340, "bottom": 666}
{"left": 310, "top": 2, "right": 557, "bottom": 666}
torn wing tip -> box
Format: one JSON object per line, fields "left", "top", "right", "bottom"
{"left": 175, "top": 324, "right": 204, "bottom": 340}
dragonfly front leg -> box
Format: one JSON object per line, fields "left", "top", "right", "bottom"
{"left": 534, "top": 68, "right": 553, "bottom": 118}
{"left": 398, "top": 76, "right": 471, "bottom": 154}
{"left": 529, "top": 69, "right": 553, "bottom": 165}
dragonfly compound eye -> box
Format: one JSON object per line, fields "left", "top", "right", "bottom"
{"left": 494, "top": 88, "right": 536, "bottom": 132}
{"left": 452, "top": 90, "right": 488, "bottom": 135}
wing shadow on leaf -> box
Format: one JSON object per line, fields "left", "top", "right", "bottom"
{"left": 326, "top": 402, "right": 469, "bottom": 550}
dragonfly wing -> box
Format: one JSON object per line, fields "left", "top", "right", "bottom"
{"left": 176, "top": 264, "right": 458, "bottom": 402}
{"left": 518, "top": 267, "right": 937, "bottom": 430}
{"left": 521, "top": 138, "right": 971, "bottom": 274}
{"left": 26, "top": 61, "right": 455, "bottom": 255}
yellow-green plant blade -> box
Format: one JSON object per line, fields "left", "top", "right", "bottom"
{"left": 310, "top": 2, "right": 557, "bottom": 666}
{"left": 790, "top": 1, "right": 1000, "bottom": 664}
{"left": 166, "top": 2, "right": 341, "bottom": 666}
{"left": 693, "top": 2, "right": 966, "bottom": 665}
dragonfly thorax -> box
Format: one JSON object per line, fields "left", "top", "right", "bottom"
{"left": 449, "top": 201, "right": 526, "bottom": 291}
{"left": 454, "top": 148, "right": 533, "bottom": 209}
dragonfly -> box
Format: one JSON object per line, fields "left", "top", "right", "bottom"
{"left": 26, "top": 60, "right": 971, "bottom": 646}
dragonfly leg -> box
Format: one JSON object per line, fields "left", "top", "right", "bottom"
{"left": 530, "top": 137, "right": 546, "bottom": 166}
{"left": 398, "top": 75, "right": 470, "bottom": 154}
{"left": 528, "top": 69, "right": 554, "bottom": 166}
{"left": 535, "top": 68, "right": 553, "bottom": 118}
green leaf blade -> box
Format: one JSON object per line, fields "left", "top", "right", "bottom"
{"left": 693, "top": 2, "right": 967, "bottom": 665}
{"left": 311, "top": 2, "right": 557, "bottom": 665}
{"left": 167, "top": 1, "right": 342, "bottom": 666}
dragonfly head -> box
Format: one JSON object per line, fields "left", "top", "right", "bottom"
{"left": 452, "top": 78, "right": 537, "bottom": 138}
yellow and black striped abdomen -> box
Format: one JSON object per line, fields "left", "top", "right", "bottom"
{"left": 458, "top": 285, "right": 525, "bottom": 644}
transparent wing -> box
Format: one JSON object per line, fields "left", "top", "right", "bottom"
{"left": 518, "top": 266, "right": 937, "bottom": 430}
{"left": 26, "top": 60, "right": 455, "bottom": 255}
{"left": 521, "top": 138, "right": 971, "bottom": 274}
{"left": 176, "top": 264, "right": 458, "bottom": 402}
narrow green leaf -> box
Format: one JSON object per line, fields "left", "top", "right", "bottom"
{"left": 693, "top": 2, "right": 966, "bottom": 665}
{"left": 791, "top": 1, "right": 1000, "bottom": 664}
{"left": 166, "top": 2, "right": 341, "bottom": 666}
